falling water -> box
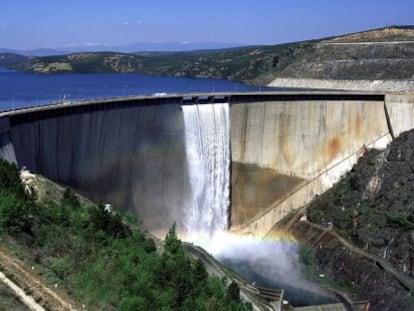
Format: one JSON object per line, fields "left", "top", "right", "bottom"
{"left": 182, "top": 103, "right": 230, "bottom": 239}
{"left": 182, "top": 103, "right": 336, "bottom": 307}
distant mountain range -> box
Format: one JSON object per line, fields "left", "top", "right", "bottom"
{"left": 0, "top": 41, "right": 244, "bottom": 56}
{"left": 1, "top": 26, "right": 413, "bottom": 85}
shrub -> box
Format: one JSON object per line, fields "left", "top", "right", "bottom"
{"left": 386, "top": 212, "right": 414, "bottom": 229}
{"left": 119, "top": 296, "right": 146, "bottom": 311}
{"left": 0, "top": 191, "right": 33, "bottom": 234}
{"left": 227, "top": 282, "right": 240, "bottom": 302}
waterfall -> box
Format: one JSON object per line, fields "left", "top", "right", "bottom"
{"left": 182, "top": 103, "right": 230, "bottom": 239}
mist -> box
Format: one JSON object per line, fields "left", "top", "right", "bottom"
{"left": 194, "top": 231, "right": 336, "bottom": 307}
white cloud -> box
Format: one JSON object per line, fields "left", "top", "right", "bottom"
{"left": 122, "top": 20, "right": 143, "bottom": 26}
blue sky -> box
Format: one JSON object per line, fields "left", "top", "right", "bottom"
{"left": 1, "top": 0, "right": 413, "bottom": 49}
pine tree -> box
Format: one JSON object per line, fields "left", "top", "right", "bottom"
{"left": 227, "top": 281, "right": 240, "bottom": 302}
{"left": 164, "top": 223, "right": 182, "bottom": 255}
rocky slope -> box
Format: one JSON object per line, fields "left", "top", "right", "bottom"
{"left": 325, "top": 26, "right": 414, "bottom": 43}
{"left": 276, "top": 40, "right": 414, "bottom": 81}
{"left": 2, "top": 26, "right": 413, "bottom": 85}
{"left": 301, "top": 129, "right": 414, "bottom": 309}
{"left": 288, "top": 220, "right": 413, "bottom": 310}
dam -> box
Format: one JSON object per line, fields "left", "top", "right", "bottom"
{"left": 0, "top": 92, "right": 413, "bottom": 238}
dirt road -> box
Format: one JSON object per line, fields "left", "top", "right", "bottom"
{"left": 0, "top": 245, "right": 80, "bottom": 310}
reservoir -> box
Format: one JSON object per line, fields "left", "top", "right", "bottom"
{"left": 0, "top": 68, "right": 278, "bottom": 111}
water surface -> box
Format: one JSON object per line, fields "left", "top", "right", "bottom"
{"left": 0, "top": 68, "right": 280, "bottom": 111}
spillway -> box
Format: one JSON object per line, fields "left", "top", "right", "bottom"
{"left": 182, "top": 103, "right": 230, "bottom": 238}
{"left": 0, "top": 92, "right": 413, "bottom": 238}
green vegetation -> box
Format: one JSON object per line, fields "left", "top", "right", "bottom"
{"left": 2, "top": 26, "right": 414, "bottom": 84}
{"left": 0, "top": 53, "right": 30, "bottom": 69}
{"left": 386, "top": 212, "right": 414, "bottom": 229}
{"left": 5, "top": 41, "right": 313, "bottom": 85}
{"left": 0, "top": 159, "right": 250, "bottom": 310}
{"left": 1, "top": 38, "right": 315, "bottom": 84}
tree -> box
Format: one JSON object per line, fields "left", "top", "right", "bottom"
{"left": 227, "top": 281, "right": 240, "bottom": 302}
{"left": 62, "top": 188, "right": 80, "bottom": 210}
{"left": 194, "top": 259, "right": 208, "bottom": 286}
{"left": 0, "top": 160, "right": 24, "bottom": 194}
{"left": 143, "top": 237, "right": 157, "bottom": 253}
{"left": 164, "top": 223, "right": 182, "bottom": 256}
{"left": 88, "top": 204, "right": 110, "bottom": 232}
{"left": 88, "top": 204, "right": 130, "bottom": 238}
{"left": 119, "top": 296, "right": 146, "bottom": 311}
{"left": 0, "top": 191, "right": 32, "bottom": 234}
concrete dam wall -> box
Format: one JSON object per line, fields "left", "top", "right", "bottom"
{"left": 0, "top": 92, "right": 413, "bottom": 238}
{"left": 0, "top": 100, "right": 191, "bottom": 236}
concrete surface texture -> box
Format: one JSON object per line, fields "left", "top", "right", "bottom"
{"left": 230, "top": 99, "right": 389, "bottom": 178}
{"left": 0, "top": 92, "right": 413, "bottom": 238}
{"left": 268, "top": 78, "right": 414, "bottom": 92}
{"left": 229, "top": 97, "right": 392, "bottom": 234}
{"left": 7, "top": 102, "right": 191, "bottom": 236}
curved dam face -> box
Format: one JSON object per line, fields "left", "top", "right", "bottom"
{"left": 0, "top": 100, "right": 191, "bottom": 236}
{"left": 1, "top": 92, "right": 413, "bottom": 238}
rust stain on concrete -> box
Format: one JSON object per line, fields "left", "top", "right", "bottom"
{"left": 279, "top": 112, "right": 292, "bottom": 167}
{"left": 355, "top": 114, "right": 362, "bottom": 138}
{"left": 327, "top": 137, "right": 342, "bottom": 161}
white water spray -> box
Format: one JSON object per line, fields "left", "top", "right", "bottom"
{"left": 182, "top": 103, "right": 230, "bottom": 239}
{"left": 182, "top": 103, "right": 336, "bottom": 306}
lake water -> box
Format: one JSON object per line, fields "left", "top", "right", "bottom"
{"left": 0, "top": 68, "right": 280, "bottom": 111}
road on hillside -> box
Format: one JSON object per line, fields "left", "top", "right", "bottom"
{"left": 0, "top": 246, "right": 80, "bottom": 310}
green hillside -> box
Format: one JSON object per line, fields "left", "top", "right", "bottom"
{"left": 0, "top": 159, "right": 250, "bottom": 310}
{"left": 1, "top": 26, "right": 414, "bottom": 84}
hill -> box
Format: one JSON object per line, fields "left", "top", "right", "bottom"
{"left": 307, "top": 130, "right": 414, "bottom": 278}
{"left": 0, "top": 160, "right": 250, "bottom": 310}
{"left": 0, "top": 53, "right": 30, "bottom": 68}
{"left": 293, "top": 128, "right": 414, "bottom": 310}
{"left": 273, "top": 27, "right": 414, "bottom": 81}
{"left": 1, "top": 26, "right": 414, "bottom": 85}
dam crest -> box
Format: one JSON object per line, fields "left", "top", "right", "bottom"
{"left": 0, "top": 92, "right": 413, "bottom": 238}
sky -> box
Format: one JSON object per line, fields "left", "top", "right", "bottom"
{"left": 1, "top": 0, "right": 414, "bottom": 49}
